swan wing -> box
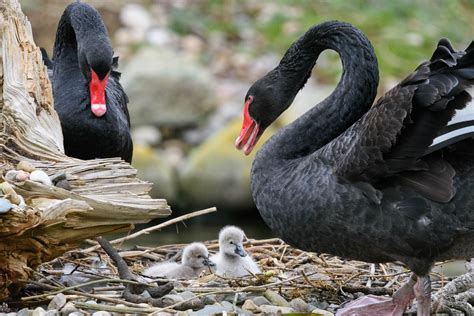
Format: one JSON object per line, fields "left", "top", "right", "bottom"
{"left": 323, "top": 39, "right": 474, "bottom": 202}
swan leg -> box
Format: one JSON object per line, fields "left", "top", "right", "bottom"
{"left": 413, "top": 275, "right": 431, "bottom": 316}
{"left": 432, "top": 261, "right": 474, "bottom": 315}
{"left": 336, "top": 274, "right": 416, "bottom": 316}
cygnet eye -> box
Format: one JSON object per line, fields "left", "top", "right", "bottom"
{"left": 229, "top": 241, "right": 234, "bottom": 245}
{"left": 197, "top": 255, "right": 202, "bottom": 258}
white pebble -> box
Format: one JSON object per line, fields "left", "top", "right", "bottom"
{"left": 30, "top": 170, "right": 52, "bottom": 186}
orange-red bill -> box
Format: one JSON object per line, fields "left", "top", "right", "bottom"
{"left": 90, "top": 70, "right": 109, "bottom": 117}
{"left": 235, "top": 99, "right": 260, "bottom": 155}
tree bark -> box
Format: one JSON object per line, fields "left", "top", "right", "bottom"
{"left": 0, "top": 0, "right": 171, "bottom": 299}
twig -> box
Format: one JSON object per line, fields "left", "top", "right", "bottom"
{"left": 82, "top": 207, "right": 217, "bottom": 253}
{"left": 74, "top": 302, "right": 159, "bottom": 314}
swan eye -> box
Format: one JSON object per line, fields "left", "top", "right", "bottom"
{"left": 247, "top": 95, "right": 254, "bottom": 103}
{"left": 229, "top": 241, "right": 234, "bottom": 245}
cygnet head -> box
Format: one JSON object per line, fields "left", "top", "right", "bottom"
{"left": 181, "top": 242, "right": 214, "bottom": 269}
{"left": 218, "top": 225, "right": 247, "bottom": 257}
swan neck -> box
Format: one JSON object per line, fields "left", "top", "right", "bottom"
{"left": 269, "top": 22, "right": 379, "bottom": 160}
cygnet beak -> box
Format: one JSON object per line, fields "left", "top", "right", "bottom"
{"left": 203, "top": 257, "right": 215, "bottom": 267}
{"left": 234, "top": 245, "right": 247, "bottom": 257}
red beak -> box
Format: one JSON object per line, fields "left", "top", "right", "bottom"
{"left": 89, "top": 70, "right": 109, "bottom": 117}
{"left": 235, "top": 98, "right": 261, "bottom": 155}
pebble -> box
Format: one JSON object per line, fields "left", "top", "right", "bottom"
{"left": 45, "top": 311, "right": 59, "bottom": 316}
{"left": 32, "top": 307, "right": 46, "bottom": 316}
{"left": 201, "top": 294, "right": 217, "bottom": 305}
{"left": 220, "top": 301, "right": 234, "bottom": 311}
{"left": 252, "top": 295, "right": 271, "bottom": 306}
{"left": 258, "top": 304, "right": 294, "bottom": 314}
{"left": 311, "top": 308, "right": 335, "bottom": 316}
{"left": 153, "top": 312, "right": 174, "bottom": 316}
{"left": 263, "top": 289, "right": 290, "bottom": 307}
{"left": 17, "top": 161, "right": 35, "bottom": 172}
{"left": 161, "top": 294, "right": 184, "bottom": 306}
{"left": 92, "top": 312, "right": 112, "bottom": 316}
{"left": 5, "top": 170, "right": 30, "bottom": 182}
{"left": 189, "top": 305, "right": 228, "bottom": 316}
{"left": 241, "top": 299, "right": 259, "bottom": 313}
{"left": 290, "top": 297, "right": 310, "bottom": 312}
{"left": 30, "top": 170, "right": 52, "bottom": 186}
{"left": 60, "top": 302, "right": 77, "bottom": 314}
{"left": 48, "top": 293, "right": 67, "bottom": 310}
{"left": 0, "top": 198, "right": 13, "bottom": 213}
{"left": 16, "top": 308, "right": 30, "bottom": 316}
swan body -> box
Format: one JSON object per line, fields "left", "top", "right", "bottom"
{"left": 236, "top": 21, "right": 474, "bottom": 315}
{"left": 44, "top": 2, "right": 133, "bottom": 162}
{"left": 144, "top": 242, "right": 214, "bottom": 279}
{"left": 210, "top": 226, "right": 260, "bottom": 277}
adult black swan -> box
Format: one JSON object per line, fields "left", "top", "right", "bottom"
{"left": 42, "top": 2, "right": 132, "bottom": 162}
{"left": 236, "top": 21, "right": 474, "bottom": 315}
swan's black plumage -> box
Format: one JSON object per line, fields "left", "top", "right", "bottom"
{"left": 43, "top": 2, "right": 132, "bottom": 162}
{"left": 242, "top": 21, "right": 474, "bottom": 286}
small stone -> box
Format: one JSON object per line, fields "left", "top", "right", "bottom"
{"left": 68, "top": 312, "right": 86, "bottom": 316}
{"left": 179, "top": 291, "right": 202, "bottom": 309}
{"left": 263, "top": 289, "right": 290, "bottom": 307}
{"left": 189, "top": 305, "right": 227, "bottom": 316}
{"left": 17, "top": 161, "right": 35, "bottom": 172}
{"left": 258, "top": 304, "right": 294, "bottom": 314}
{"left": 5, "top": 170, "right": 30, "bottom": 182}
{"left": 30, "top": 170, "right": 52, "bottom": 186}
{"left": 290, "top": 297, "right": 310, "bottom": 312}
{"left": 0, "top": 198, "right": 13, "bottom": 213}
{"left": 224, "top": 292, "right": 246, "bottom": 304}
{"left": 48, "top": 293, "right": 67, "bottom": 310}
{"left": 202, "top": 294, "right": 217, "bottom": 305}
{"left": 161, "top": 294, "right": 184, "bottom": 306}
{"left": 92, "top": 312, "right": 112, "bottom": 316}
{"left": 60, "top": 302, "right": 77, "bottom": 314}
{"left": 220, "top": 300, "right": 234, "bottom": 311}
{"left": 242, "top": 299, "right": 259, "bottom": 313}
{"left": 16, "top": 308, "right": 30, "bottom": 316}
{"left": 317, "top": 300, "right": 330, "bottom": 310}
{"left": 153, "top": 312, "right": 174, "bottom": 316}
{"left": 32, "top": 307, "right": 46, "bottom": 316}
{"left": 252, "top": 296, "right": 271, "bottom": 306}
{"left": 45, "top": 311, "right": 59, "bottom": 316}
{"left": 311, "top": 308, "right": 335, "bottom": 316}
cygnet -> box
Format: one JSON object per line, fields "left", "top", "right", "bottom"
{"left": 144, "top": 242, "right": 214, "bottom": 279}
{"left": 210, "top": 226, "right": 260, "bottom": 277}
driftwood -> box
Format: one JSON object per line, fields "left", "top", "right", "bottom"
{"left": 0, "top": 0, "right": 171, "bottom": 299}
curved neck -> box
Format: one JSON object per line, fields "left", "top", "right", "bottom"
{"left": 262, "top": 22, "right": 379, "bottom": 160}
{"left": 51, "top": 3, "right": 111, "bottom": 84}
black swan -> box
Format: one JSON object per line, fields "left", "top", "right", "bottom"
{"left": 42, "top": 2, "right": 133, "bottom": 162}
{"left": 236, "top": 21, "right": 474, "bottom": 315}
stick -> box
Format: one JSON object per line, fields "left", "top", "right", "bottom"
{"left": 82, "top": 207, "right": 217, "bottom": 253}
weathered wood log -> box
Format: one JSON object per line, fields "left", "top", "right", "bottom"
{"left": 0, "top": 0, "right": 171, "bottom": 299}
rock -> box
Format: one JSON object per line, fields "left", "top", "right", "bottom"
{"left": 17, "top": 161, "right": 35, "bottom": 172}
{"left": 189, "top": 305, "right": 228, "bottom": 316}
{"left": 60, "top": 302, "right": 77, "bottom": 314}
{"left": 263, "top": 289, "right": 290, "bottom": 307}
{"left": 122, "top": 47, "right": 218, "bottom": 128}
{"left": 290, "top": 297, "right": 310, "bottom": 312}
{"left": 132, "top": 144, "right": 177, "bottom": 201}
{"left": 68, "top": 312, "right": 86, "bottom": 316}
{"left": 179, "top": 120, "right": 277, "bottom": 210}
{"left": 161, "top": 294, "right": 184, "bottom": 306}
{"left": 31, "top": 307, "right": 46, "bottom": 316}
{"left": 258, "top": 304, "right": 294, "bottom": 314}
{"left": 5, "top": 170, "right": 29, "bottom": 182}
{"left": 92, "top": 312, "right": 112, "bottom": 316}
{"left": 131, "top": 125, "right": 162, "bottom": 147}
{"left": 311, "top": 308, "right": 335, "bottom": 316}
{"left": 242, "top": 299, "right": 260, "bottom": 313}
{"left": 179, "top": 291, "right": 202, "bottom": 309}
{"left": 153, "top": 312, "right": 174, "bottom": 316}
{"left": 317, "top": 300, "right": 330, "bottom": 310}
{"left": 0, "top": 198, "right": 13, "bottom": 213}
{"left": 252, "top": 296, "right": 271, "bottom": 306}
{"left": 16, "top": 308, "right": 30, "bottom": 316}
{"left": 48, "top": 293, "right": 67, "bottom": 310}
{"left": 201, "top": 294, "right": 217, "bottom": 305}
{"left": 30, "top": 170, "right": 52, "bottom": 186}
{"left": 224, "top": 292, "right": 246, "bottom": 304}
{"left": 45, "top": 311, "right": 58, "bottom": 316}
{"left": 220, "top": 301, "right": 234, "bottom": 311}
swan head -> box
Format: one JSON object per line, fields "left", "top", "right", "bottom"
{"left": 181, "top": 242, "right": 215, "bottom": 269}
{"left": 218, "top": 226, "right": 248, "bottom": 258}
{"left": 77, "top": 32, "right": 113, "bottom": 118}
{"left": 236, "top": 74, "right": 290, "bottom": 155}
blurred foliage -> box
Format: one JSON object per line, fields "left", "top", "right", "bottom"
{"left": 166, "top": 0, "right": 474, "bottom": 82}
